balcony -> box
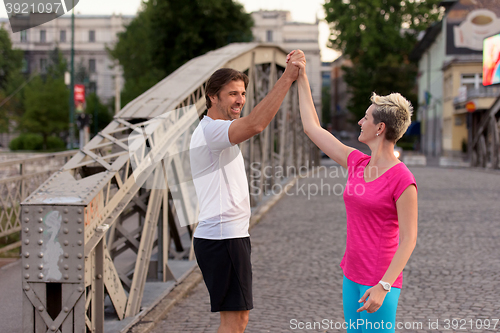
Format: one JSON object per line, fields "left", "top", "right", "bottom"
{"left": 454, "top": 85, "right": 500, "bottom": 113}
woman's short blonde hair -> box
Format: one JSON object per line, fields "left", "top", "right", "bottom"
{"left": 370, "top": 92, "right": 413, "bottom": 142}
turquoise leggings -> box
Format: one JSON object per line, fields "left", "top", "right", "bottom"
{"left": 343, "top": 276, "right": 401, "bottom": 333}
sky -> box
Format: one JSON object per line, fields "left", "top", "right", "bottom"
{"left": 0, "top": 0, "right": 340, "bottom": 62}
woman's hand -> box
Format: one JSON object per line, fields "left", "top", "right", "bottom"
{"left": 286, "top": 50, "right": 306, "bottom": 77}
{"left": 357, "top": 284, "right": 388, "bottom": 313}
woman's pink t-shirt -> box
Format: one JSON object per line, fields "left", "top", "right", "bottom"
{"left": 340, "top": 150, "right": 417, "bottom": 289}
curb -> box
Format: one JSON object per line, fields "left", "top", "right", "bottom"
{"left": 124, "top": 174, "right": 301, "bottom": 333}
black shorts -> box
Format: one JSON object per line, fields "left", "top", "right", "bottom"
{"left": 193, "top": 237, "right": 253, "bottom": 312}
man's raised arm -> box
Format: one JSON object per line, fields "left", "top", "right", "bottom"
{"left": 228, "top": 50, "right": 304, "bottom": 145}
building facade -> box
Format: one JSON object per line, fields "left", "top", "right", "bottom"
{"left": 412, "top": 0, "right": 500, "bottom": 159}
{"left": 251, "top": 10, "right": 322, "bottom": 120}
{"left": 1, "top": 14, "right": 133, "bottom": 105}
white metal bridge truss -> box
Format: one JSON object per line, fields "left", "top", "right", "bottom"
{"left": 20, "top": 43, "right": 315, "bottom": 332}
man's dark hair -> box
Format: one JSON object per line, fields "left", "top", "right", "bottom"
{"left": 205, "top": 68, "right": 249, "bottom": 109}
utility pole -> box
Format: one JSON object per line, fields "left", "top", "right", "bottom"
{"left": 68, "top": 0, "right": 75, "bottom": 148}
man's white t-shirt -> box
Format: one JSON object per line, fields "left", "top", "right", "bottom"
{"left": 189, "top": 115, "right": 251, "bottom": 240}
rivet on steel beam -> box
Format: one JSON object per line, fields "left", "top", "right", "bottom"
{"left": 63, "top": 307, "right": 69, "bottom": 313}
{"left": 77, "top": 275, "right": 82, "bottom": 280}
{"left": 77, "top": 218, "right": 82, "bottom": 224}
{"left": 63, "top": 240, "right": 69, "bottom": 246}
{"left": 64, "top": 265, "right": 69, "bottom": 270}
{"left": 77, "top": 240, "right": 83, "bottom": 246}
{"left": 97, "top": 274, "right": 102, "bottom": 279}
{"left": 24, "top": 217, "right": 29, "bottom": 222}
{"left": 38, "top": 218, "right": 43, "bottom": 223}
{"left": 63, "top": 218, "right": 69, "bottom": 223}
{"left": 24, "top": 239, "right": 29, "bottom": 245}
{"left": 24, "top": 228, "right": 29, "bottom": 233}
{"left": 38, "top": 265, "right": 43, "bottom": 270}
{"left": 24, "top": 209, "right": 29, "bottom": 214}
{"left": 24, "top": 274, "right": 29, "bottom": 279}
{"left": 38, "top": 252, "right": 43, "bottom": 258}
{"left": 64, "top": 208, "right": 68, "bottom": 214}
{"left": 38, "top": 306, "right": 44, "bottom": 312}
{"left": 77, "top": 228, "right": 83, "bottom": 234}
{"left": 38, "top": 228, "right": 43, "bottom": 233}
{"left": 64, "top": 253, "right": 69, "bottom": 258}
{"left": 64, "top": 274, "right": 69, "bottom": 280}
{"left": 50, "top": 326, "right": 57, "bottom": 331}
{"left": 77, "top": 253, "right": 83, "bottom": 259}
{"left": 78, "top": 209, "right": 82, "bottom": 214}
{"left": 77, "top": 265, "right": 82, "bottom": 270}
{"left": 38, "top": 273, "right": 44, "bottom": 279}
{"left": 78, "top": 287, "right": 83, "bottom": 292}
{"left": 38, "top": 208, "right": 43, "bottom": 213}
{"left": 38, "top": 240, "right": 43, "bottom": 245}
{"left": 24, "top": 285, "right": 30, "bottom": 291}
{"left": 24, "top": 252, "right": 29, "bottom": 258}
{"left": 24, "top": 264, "right": 29, "bottom": 269}
{"left": 63, "top": 228, "right": 69, "bottom": 234}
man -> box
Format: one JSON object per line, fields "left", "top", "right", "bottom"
{"left": 189, "top": 50, "right": 305, "bottom": 333}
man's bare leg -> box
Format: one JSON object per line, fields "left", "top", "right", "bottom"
{"left": 218, "top": 310, "right": 250, "bottom": 333}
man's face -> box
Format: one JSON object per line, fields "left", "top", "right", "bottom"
{"left": 212, "top": 80, "right": 246, "bottom": 120}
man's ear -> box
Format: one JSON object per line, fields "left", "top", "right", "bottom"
{"left": 209, "top": 94, "right": 217, "bottom": 105}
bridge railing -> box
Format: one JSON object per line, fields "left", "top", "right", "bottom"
{"left": 0, "top": 150, "right": 76, "bottom": 255}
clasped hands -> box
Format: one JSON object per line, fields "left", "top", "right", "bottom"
{"left": 284, "top": 49, "right": 306, "bottom": 79}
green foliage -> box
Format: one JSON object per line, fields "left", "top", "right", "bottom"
{"left": 9, "top": 133, "right": 43, "bottom": 150}
{"left": 0, "top": 27, "right": 23, "bottom": 91}
{"left": 110, "top": 0, "right": 253, "bottom": 107}
{"left": 19, "top": 49, "right": 69, "bottom": 149}
{"left": 9, "top": 133, "right": 65, "bottom": 150}
{"left": 84, "top": 93, "right": 113, "bottom": 135}
{"left": 0, "top": 27, "right": 25, "bottom": 133}
{"left": 323, "top": 0, "right": 441, "bottom": 121}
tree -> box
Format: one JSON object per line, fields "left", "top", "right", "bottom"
{"left": 323, "top": 0, "right": 442, "bottom": 121}
{"left": 110, "top": 0, "right": 253, "bottom": 107}
{"left": 20, "top": 49, "right": 69, "bottom": 149}
{"left": 85, "top": 93, "right": 113, "bottom": 135}
{"left": 0, "top": 27, "right": 25, "bottom": 133}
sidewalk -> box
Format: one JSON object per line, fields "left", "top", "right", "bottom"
{"left": 149, "top": 160, "right": 500, "bottom": 332}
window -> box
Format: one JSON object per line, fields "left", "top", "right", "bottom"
{"left": 60, "top": 30, "right": 66, "bottom": 43}
{"left": 89, "top": 58, "right": 96, "bottom": 73}
{"left": 89, "top": 30, "right": 95, "bottom": 42}
{"left": 40, "top": 30, "right": 46, "bottom": 43}
{"left": 266, "top": 30, "right": 273, "bottom": 42}
{"left": 460, "top": 73, "right": 482, "bottom": 91}
{"left": 20, "top": 30, "right": 27, "bottom": 43}
{"left": 40, "top": 58, "right": 47, "bottom": 73}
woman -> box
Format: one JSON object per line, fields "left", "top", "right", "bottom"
{"left": 289, "top": 52, "right": 418, "bottom": 333}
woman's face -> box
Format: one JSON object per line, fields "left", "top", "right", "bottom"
{"left": 357, "top": 104, "right": 379, "bottom": 143}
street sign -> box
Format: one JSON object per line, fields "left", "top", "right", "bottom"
{"left": 74, "top": 84, "right": 85, "bottom": 104}
{"left": 466, "top": 101, "right": 476, "bottom": 112}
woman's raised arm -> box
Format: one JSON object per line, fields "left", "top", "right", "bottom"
{"left": 294, "top": 58, "right": 355, "bottom": 169}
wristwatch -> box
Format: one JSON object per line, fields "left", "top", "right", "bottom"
{"left": 378, "top": 280, "right": 391, "bottom": 292}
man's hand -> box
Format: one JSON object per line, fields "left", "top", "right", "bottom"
{"left": 283, "top": 49, "right": 305, "bottom": 81}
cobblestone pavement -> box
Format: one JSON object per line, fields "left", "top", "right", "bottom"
{"left": 151, "top": 160, "right": 500, "bottom": 333}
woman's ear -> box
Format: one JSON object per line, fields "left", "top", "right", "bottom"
{"left": 378, "top": 122, "right": 386, "bottom": 133}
